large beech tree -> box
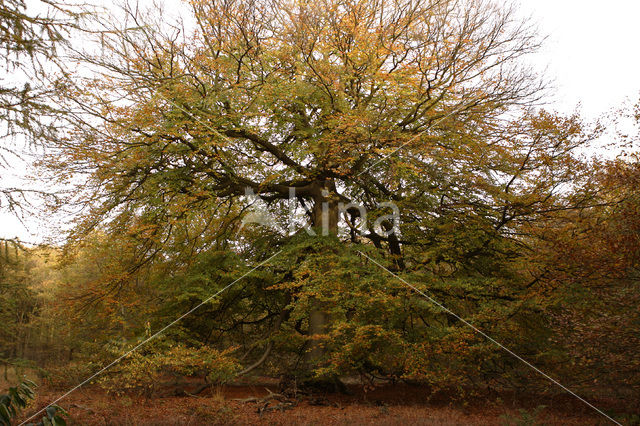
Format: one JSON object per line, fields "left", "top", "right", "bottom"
{"left": 45, "top": 0, "right": 602, "bottom": 381}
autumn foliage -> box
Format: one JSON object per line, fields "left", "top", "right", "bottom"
{"left": 0, "top": 0, "right": 639, "bottom": 422}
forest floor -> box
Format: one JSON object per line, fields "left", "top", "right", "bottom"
{"left": 13, "top": 379, "right": 620, "bottom": 425}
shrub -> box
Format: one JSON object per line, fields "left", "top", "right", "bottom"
{"left": 98, "top": 344, "right": 240, "bottom": 395}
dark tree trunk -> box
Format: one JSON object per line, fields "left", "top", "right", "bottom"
{"left": 306, "top": 179, "right": 339, "bottom": 365}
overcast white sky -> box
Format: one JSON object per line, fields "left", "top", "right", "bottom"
{"left": 519, "top": 0, "right": 640, "bottom": 118}
{"left": 1, "top": 0, "right": 640, "bottom": 243}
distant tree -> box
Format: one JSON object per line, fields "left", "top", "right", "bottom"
{"left": 0, "top": 240, "right": 37, "bottom": 379}
{"left": 530, "top": 101, "right": 640, "bottom": 405}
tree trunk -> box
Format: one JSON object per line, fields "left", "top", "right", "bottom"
{"left": 310, "top": 179, "right": 339, "bottom": 235}
{"left": 307, "top": 179, "right": 339, "bottom": 365}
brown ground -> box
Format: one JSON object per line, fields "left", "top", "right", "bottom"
{"left": 14, "top": 381, "right": 618, "bottom": 425}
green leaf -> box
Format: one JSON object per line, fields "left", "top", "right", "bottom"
{"left": 0, "top": 404, "right": 11, "bottom": 424}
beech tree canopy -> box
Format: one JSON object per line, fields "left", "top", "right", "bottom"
{"left": 1, "top": 0, "right": 638, "bottom": 420}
